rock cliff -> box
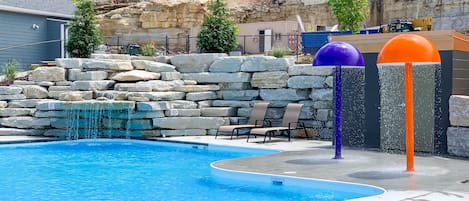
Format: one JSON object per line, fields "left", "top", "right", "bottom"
{"left": 97, "top": 0, "right": 336, "bottom": 48}
{"left": 96, "top": 0, "right": 468, "bottom": 47}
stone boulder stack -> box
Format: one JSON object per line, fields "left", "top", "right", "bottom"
{"left": 447, "top": 95, "right": 469, "bottom": 157}
{"left": 0, "top": 53, "right": 335, "bottom": 140}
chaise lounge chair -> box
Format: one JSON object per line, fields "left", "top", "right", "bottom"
{"left": 215, "top": 102, "right": 270, "bottom": 139}
{"left": 247, "top": 103, "right": 307, "bottom": 143}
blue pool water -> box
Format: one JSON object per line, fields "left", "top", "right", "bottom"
{"left": 0, "top": 139, "right": 383, "bottom": 201}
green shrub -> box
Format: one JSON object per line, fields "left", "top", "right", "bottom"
{"left": 140, "top": 41, "right": 156, "bottom": 56}
{"left": 327, "top": 0, "right": 368, "bottom": 33}
{"left": 2, "top": 60, "right": 18, "bottom": 84}
{"left": 270, "top": 47, "right": 287, "bottom": 58}
{"left": 301, "top": 56, "right": 312, "bottom": 64}
{"left": 66, "top": 0, "right": 103, "bottom": 58}
{"left": 197, "top": 0, "right": 237, "bottom": 53}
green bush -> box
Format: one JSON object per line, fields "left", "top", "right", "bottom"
{"left": 66, "top": 0, "right": 103, "bottom": 58}
{"left": 270, "top": 47, "right": 287, "bottom": 58}
{"left": 327, "top": 0, "right": 368, "bottom": 33}
{"left": 140, "top": 41, "right": 156, "bottom": 56}
{"left": 197, "top": 0, "right": 237, "bottom": 53}
{"left": 2, "top": 60, "right": 18, "bottom": 84}
{"left": 301, "top": 56, "right": 312, "bottom": 64}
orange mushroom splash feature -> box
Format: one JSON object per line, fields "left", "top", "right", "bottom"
{"left": 377, "top": 33, "right": 441, "bottom": 172}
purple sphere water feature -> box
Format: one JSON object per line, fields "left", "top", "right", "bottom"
{"left": 313, "top": 41, "right": 365, "bottom": 67}
{"left": 312, "top": 41, "right": 364, "bottom": 160}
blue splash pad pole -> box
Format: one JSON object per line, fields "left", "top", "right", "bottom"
{"left": 334, "top": 65, "right": 343, "bottom": 159}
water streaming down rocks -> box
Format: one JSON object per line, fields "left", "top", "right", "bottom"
{"left": 0, "top": 54, "right": 336, "bottom": 140}
{"left": 61, "top": 101, "right": 136, "bottom": 140}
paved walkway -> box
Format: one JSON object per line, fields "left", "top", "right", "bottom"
{"left": 159, "top": 136, "right": 469, "bottom": 201}
{"left": 1, "top": 135, "right": 468, "bottom": 200}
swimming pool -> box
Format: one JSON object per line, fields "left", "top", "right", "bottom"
{"left": 0, "top": 139, "right": 384, "bottom": 201}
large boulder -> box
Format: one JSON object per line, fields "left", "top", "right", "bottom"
{"left": 182, "top": 72, "right": 251, "bottom": 83}
{"left": 21, "top": 85, "right": 49, "bottom": 99}
{"left": 251, "top": 71, "right": 288, "bottom": 88}
{"left": 83, "top": 60, "right": 133, "bottom": 71}
{"left": 136, "top": 80, "right": 184, "bottom": 92}
{"left": 171, "top": 54, "right": 226, "bottom": 73}
{"left": 449, "top": 95, "right": 469, "bottom": 127}
{"left": 240, "top": 56, "right": 276, "bottom": 72}
{"left": 110, "top": 70, "right": 160, "bottom": 81}
{"left": 209, "top": 56, "right": 243, "bottom": 72}
{"left": 288, "top": 65, "right": 334, "bottom": 76}
{"left": 71, "top": 80, "right": 116, "bottom": 91}
{"left": 288, "top": 76, "right": 326, "bottom": 89}
{"left": 0, "top": 86, "right": 22, "bottom": 94}
{"left": 29, "top": 67, "right": 66, "bottom": 82}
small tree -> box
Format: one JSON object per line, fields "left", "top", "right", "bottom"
{"left": 66, "top": 0, "right": 103, "bottom": 58}
{"left": 327, "top": 0, "right": 369, "bottom": 33}
{"left": 197, "top": 0, "right": 237, "bottom": 53}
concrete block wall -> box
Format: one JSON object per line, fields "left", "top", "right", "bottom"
{"left": 0, "top": 54, "right": 334, "bottom": 139}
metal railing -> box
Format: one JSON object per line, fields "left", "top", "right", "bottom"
{"left": 102, "top": 34, "right": 303, "bottom": 56}
{"left": 0, "top": 39, "right": 63, "bottom": 52}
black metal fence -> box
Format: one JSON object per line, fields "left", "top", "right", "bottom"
{"left": 103, "top": 34, "right": 303, "bottom": 56}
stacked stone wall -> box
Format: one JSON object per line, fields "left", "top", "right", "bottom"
{"left": 0, "top": 54, "right": 334, "bottom": 139}
{"left": 447, "top": 95, "right": 469, "bottom": 157}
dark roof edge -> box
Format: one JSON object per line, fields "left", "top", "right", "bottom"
{"left": 0, "top": 5, "right": 73, "bottom": 19}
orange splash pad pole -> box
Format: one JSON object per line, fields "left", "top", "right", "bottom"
{"left": 404, "top": 62, "right": 415, "bottom": 172}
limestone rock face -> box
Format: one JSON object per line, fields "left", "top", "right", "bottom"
{"left": 251, "top": 71, "right": 289, "bottom": 88}
{"left": 97, "top": 0, "right": 468, "bottom": 51}
{"left": 110, "top": 70, "right": 161, "bottom": 81}
{"left": 97, "top": 0, "right": 334, "bottom": 42}
{"left": 171, "top": 54, "right": 227, "bottom": 73}
{"left": 136, "top": 80, "right": 185, "bottom": 92}
{"left": 59, "top": 92, "right": 93, "bottom": 101}
{"left": 29, "top": 67, "right": 66, "bottom": 82}
{"left": 21, "top": 85, "right": 49, "bottom": 99}
{"left": 0, "top": 86, "right": 22, "bottom": 95}
{"left": 83, "top": 60, "right": 133, "bottom": 71}
{"left": 71, "top": 80, "right": 116, "bottom": 91}
{"left": 139, "top": 2, "right": 207, "bottom": 29}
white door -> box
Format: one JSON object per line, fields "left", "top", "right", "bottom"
{"left": 264, "top": 29, "right": 272, "bottom": 52}
{"left": 61, "top": 24, "right": 70, "bottom": 58}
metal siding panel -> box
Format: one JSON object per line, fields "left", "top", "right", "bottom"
{"left": 47, "top": 20, "right": 63, "bottom": 60}
{"left": 0, "top": 11, "right": 49, "bottom": 70}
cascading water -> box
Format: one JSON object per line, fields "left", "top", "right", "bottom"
{"left": 62, "top": 101, "right": 136, "bottom": 140}
{"left": 126, "top": 107, "right": 132, "bottom": 139}
{"left": 66, "top": 108, "right": 80, "bottom": 140}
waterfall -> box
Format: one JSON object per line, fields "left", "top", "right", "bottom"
{"left": 63, "top": 101, "right": 136, "bottom": 140}
{"left": 66, "top": 108, "right": 80, "bottom": 140}
{"left": 126, "top": 107, "right": 132, "bottom": 139}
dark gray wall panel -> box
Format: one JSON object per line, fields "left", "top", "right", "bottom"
{"left": 0, "top": 11, "right": 48, "bottom": 69}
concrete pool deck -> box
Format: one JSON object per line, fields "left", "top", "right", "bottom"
{"left": 157, "top": 136, "right": 469, "bottom": 201}
{"left": 0, "top": 135, "right": 60, "bottom": 144}
{"left": 1, "top": 135, "right": 468, "bottom": 200}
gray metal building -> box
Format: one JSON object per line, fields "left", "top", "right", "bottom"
{"left": 0, "top": 0, "right": 75, "bottom": 70}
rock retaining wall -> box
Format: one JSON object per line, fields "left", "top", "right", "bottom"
{"left": 447, "top": 95, "right": 469, "bottom": 157}
{"left": 0, "top": 54, "right": 333, "bottom": 139}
